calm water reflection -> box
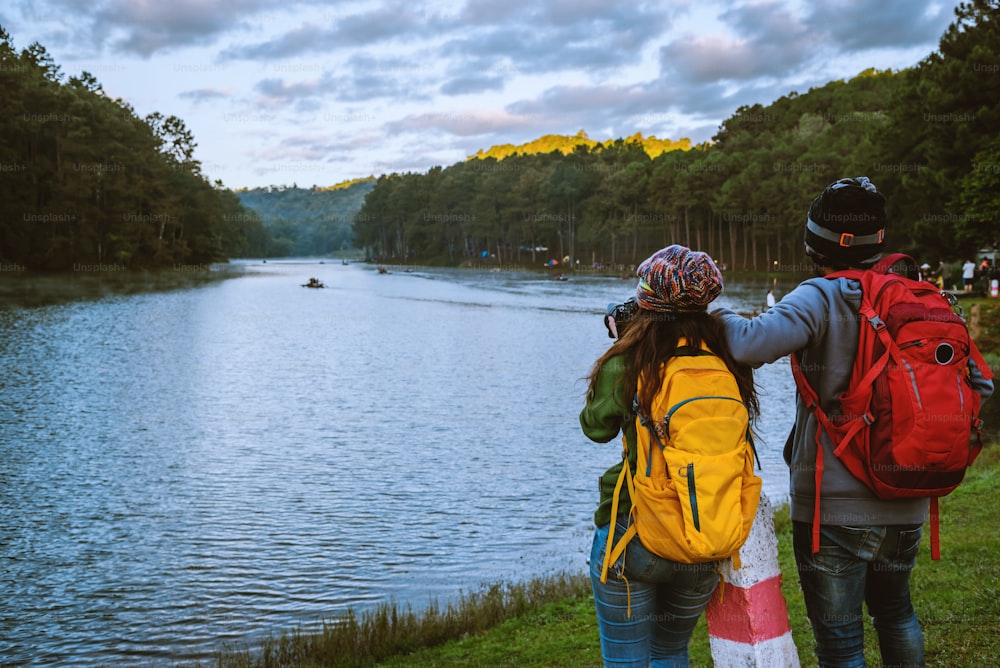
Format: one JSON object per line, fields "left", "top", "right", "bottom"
{"left": 0, "top": 261, "right": 799, "bottom": 665}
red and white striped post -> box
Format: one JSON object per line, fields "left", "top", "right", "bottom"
{"left": 705, "top": 493, "right": 800, "bottom": 666}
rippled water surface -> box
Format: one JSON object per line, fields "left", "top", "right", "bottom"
{"left": 0, "top": 261, "right": 799, "bottom": 665}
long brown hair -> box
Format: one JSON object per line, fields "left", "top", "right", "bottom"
{"left": 586, "top": 310, "right": 759, "bottom": 422}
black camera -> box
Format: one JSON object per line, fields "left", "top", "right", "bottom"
{"left": 604, "top": 297, "right": 640, "bottom": 338}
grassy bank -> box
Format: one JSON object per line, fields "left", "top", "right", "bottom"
{"left": 208, "top": 447, "right": 999, "bottom": 668}
{"left": 207, "top": 574, "right": 594, "bottom": 668}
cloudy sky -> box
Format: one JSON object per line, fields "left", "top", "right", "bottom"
{"left": 3, "top": 0, "right": 961, "bottom": 189}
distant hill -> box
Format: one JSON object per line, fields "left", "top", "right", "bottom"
{"left": 231, "top": 129, "right": 692, "bottom": 258}
{"left": 469, "top": 130, "right": 691, "bottom": 161}
{"left": 236, "top": 178, "right": 375, "bottom": 257}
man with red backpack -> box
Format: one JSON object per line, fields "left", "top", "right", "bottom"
{"left": 713, "top": 176, "right": 993, "bottom": 668}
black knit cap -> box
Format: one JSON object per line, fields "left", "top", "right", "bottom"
{"left": 804, "top": 176, "right": 886, "bottom": 268}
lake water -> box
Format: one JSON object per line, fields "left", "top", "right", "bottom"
{"left": 0, "top": 261, "right": 799, "bottom": 665}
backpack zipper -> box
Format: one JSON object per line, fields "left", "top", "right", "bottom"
{"left": 687, "top": 463, "right": 700, "bottom": 532}
{"left": 664, "top": 395, "right": 745, "bottom": 433}
{"left": 901, "top": 358, "right": 922, "bottom": 409}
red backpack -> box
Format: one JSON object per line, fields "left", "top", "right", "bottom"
{"left": 791, "top": 255, "right": 993, "bottom": 559}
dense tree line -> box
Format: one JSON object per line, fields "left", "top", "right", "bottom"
{"left": 236, "top": 179, "right": 374, "bottom": 257}
{"left": 354, "top": 0, "right": 1000, "bottom": 272}
{"left": 0, "top": 26, "right": 268, "bottom": 271}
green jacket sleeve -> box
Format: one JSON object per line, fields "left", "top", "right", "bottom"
{"left": 580, "top": 354, "right": 638, "bottom": 527}
{"left": 580, "top": 355, "right": 630, "bottom": 442}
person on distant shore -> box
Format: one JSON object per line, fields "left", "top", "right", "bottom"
{"left": 581, "top": 245, "right": 759, "bottom": 667}
{"left": 935, "top": 259, "right": 947, "bottom": 289}
{"left": 765, "top": 288, "right": 776, "bottom": 310}
{"left": 712, "top": 177, "right": 994, "bottom": 667}
{"left": 963, "top": 258, "right": 976, "bottom": 292}
{"left": 919, "top": 263, "right": 932, "bottom": 282}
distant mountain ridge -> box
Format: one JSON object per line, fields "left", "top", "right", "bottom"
{"left": 469, "top": 130, "right": 691, "bottom": 161}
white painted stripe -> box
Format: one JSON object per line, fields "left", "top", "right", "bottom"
{"left": 708, "top": 632, "right": 801, "bottom": 668}
{"left": 724, "top": 493, "right": 782, "bottom": 587}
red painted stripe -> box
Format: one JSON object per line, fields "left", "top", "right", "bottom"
{"left": 705, "top": 575, "right": 791, "bottom": 644}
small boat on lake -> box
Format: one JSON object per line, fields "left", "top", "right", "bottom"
{"left": 302, "top": 277, "right": 325, "bottom": 288}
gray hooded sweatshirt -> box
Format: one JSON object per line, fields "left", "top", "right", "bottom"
{"left": 714, "top": 275, "right": 994, "bottom": 526}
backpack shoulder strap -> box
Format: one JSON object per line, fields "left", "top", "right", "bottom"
{"left": 674, "top": 344, "right": 713, "bottom": 357}
{"left": 601, "top": 442, "right": 637, "bottom": 585}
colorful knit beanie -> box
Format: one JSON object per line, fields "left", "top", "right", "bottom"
{"left": 804, "top": 176, "right": 886, "bottom": 267}
{"left": 635, "top": 245, "right": 723, "bottom": 312}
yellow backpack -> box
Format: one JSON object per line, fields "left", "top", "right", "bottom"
{"left": 600, "top": 341, "right": 762, "bottom": 583}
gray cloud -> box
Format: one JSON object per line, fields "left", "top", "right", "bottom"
{"left": 806, "top": 0, "right": 953, "bottom": 50}
{"left": 252, "top": 51, "right": 436, "bottom": 106}
{"left": 28, "top": 0, "right": 295, "bottom": 57}
{"left": 440, "top": 3, "right": 673, "bottom": 75}
{"left": 440, "top": 75, "right": 504, "bottom": 96}
{"left": 454, "top": 0, "right": 536, "bottom": 25}
{"left": 255, "top": 75, "right": 329, "bottom": 100}
{"left": 223, "top": 0, "right": 671, "bottom": 80}
{"left": 255, "top": 73, "right": 427, "bottom": 106}
{"left": 223, "top": 23, "right": 330, "bottom": 61}
{"left": 660, "top": 1, "right": 812, "bottom": 85}
{"left": 179, "top": 87, "right": 232, "bottom": 103}
{"left": 659, "top": 0, "right": 954, "bottom": 86}
{"left": 220, "top": 1, "right": 440, "bottom": 61}
{"left": 508, "top": 82, "right": 651, "bottom": 117}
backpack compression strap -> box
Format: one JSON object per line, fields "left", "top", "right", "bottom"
{"left": 600, "top": 438, "right": 638, "bottom": 618}
{"left": 790, "top": 347, "right": 884, "bottom": 555}
{"left": 601, "top": 443, "right": 638, "bottom": 586}
{"left": 790, "top": 353, "right": 830, "bottom": 555}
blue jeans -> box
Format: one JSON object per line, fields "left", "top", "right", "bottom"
{"left": 792, "top": 521, "right": 925, "bottom": 668}
{"left": 589, "top": 521, "right": 720, "bottom": 668}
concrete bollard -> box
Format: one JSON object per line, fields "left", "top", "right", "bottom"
{"left": 705, "top": 493, "right": 800, "bottom": 667}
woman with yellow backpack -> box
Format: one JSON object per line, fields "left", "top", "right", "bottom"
{"left": 581, "top": 245, "right": 761, "bottom": 667}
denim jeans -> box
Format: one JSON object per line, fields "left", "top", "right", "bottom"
{"left": 792, "top": 521, "right": 925, "bottom": 668}
{"left": 589, "top": 521, "right": 720, "bottom": 668}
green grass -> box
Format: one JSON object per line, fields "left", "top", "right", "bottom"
{"left": 206, "top": 573, "right": 594, "bottom": 668}
{"left": 207, "top": 448, "right": 999, "bottom": 668}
